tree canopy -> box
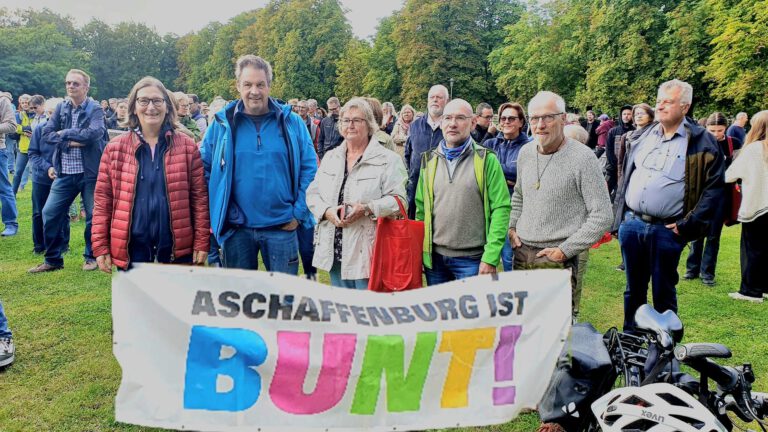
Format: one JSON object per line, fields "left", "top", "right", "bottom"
{"left": 1, "top": 0, "right": 766, "bottom": 117}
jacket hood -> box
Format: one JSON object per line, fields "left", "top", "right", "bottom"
{"left": 0, "top": 92, "right": 11, "bottom": 101}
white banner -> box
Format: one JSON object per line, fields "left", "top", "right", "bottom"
{"left": 113, "top": 265, "right": 571, "bottom": 431}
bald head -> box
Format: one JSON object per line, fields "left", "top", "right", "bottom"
{"left": 441, "top": 98, "right": 476, "bottom": 147}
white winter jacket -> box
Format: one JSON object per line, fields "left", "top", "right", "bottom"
{"left": 307, "top": 137, "right": 407, "bottom": 280}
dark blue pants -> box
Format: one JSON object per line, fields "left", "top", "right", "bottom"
{"left": 297, "top": 224, "right": 316, "bottom": 277}
{"left": 0, "top": 300, "right": 10, "bottom": 339}
{"left": 685, "top": 205, "right": 725, "bottom": 279}
{"left": 501, "top": 234, "right": 515, "bottom": 272}
{"left": 42, "top": 174, "right": 95, "bottom": 267}
{"left": 32, "top": 181, "right": 70, "bottom": 253}
{"left": 424, "top": 252, "right": 481, "bottom": 286}
{"left": 221, "top": 227, "right": 299, "bottom": 275}
{"left": 619, "top": 211, "right": 686, "bottom": 332}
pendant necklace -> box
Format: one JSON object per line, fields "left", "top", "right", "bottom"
{"left": 535, "top": 144, "right": 558, "bottom": 190}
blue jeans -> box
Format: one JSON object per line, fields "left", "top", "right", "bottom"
{"left": 5, "top": 138, "right": 16, "bottom": 171}
{"left": 297, "top": 224, "right": 316, "bottom": 277}
{"left": 619, "top": 211, "right": 686, "bottom": 332}
{"left": 0, "top": 148, "right": 18, "bottom": 230}
{"left": 12, "top": 152, "right": 30, "bottom": 194}
{"left": 329, "top": 261, "right": 369, "bottom": 289}
{"left": 221, "top": 227, "right": 299, "bottom": 274}
{"left": 32, "top": 182, "right": 70, "bottom": 253}
{"left": 424, "top": 252, "right": 481, "bottom": 286}
{"left": 42, "top": 174, "right": 95, "bottom": 266}
{"left": 0, "top": 300, "right": 11, "bottom": 339}
{"left": 501, "top": 235, "right": 515, "bottom": 272}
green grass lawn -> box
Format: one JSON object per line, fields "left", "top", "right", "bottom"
{"left": 0, "top": 185, "right": 766, "bottom": 432}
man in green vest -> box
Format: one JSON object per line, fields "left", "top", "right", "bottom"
{"left": 415, "top": 98, "right": 510, "bottom": 285}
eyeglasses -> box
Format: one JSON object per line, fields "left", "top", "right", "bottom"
{"left": 137, "top": 98, "right": 166, "bottom": 108}
{"left": 499, "top": 116, "right": 520, "bottom": 123}
{"left": 329, "top": 106, "right": 340, "bottom": 113}
{"left": 29, "top": 105, "right": 39, "bottom": 110}
{"left": 479, "top": 115, "right": 494, "bottom": 120}
{"left": 340, "top": 118, "right": 366, "bottom": 127}
{"left": 529, "top": 113, "right": 563, "bottom": 125}
{"left": 442, "top": 115, "right": 471, "bottom": 123}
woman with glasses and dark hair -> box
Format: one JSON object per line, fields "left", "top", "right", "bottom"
{"left": 684, "top": 112, "right": 742, "bottom": 285}
{"left": 481, "top": 102, "right": 532, "bottom": 271}
{"left": 92, "top": 76, "right": 210, "bottom": 272}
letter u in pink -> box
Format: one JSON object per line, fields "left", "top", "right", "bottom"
{"left": 269, "top": 331, "right": 357, "bottom": 414}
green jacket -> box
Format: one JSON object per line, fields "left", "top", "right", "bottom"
{"left": 180, "top": 115, "right": 201, "bottom": 141}
{"left": 415, "top": 141, "right": 511, "bottom": 268}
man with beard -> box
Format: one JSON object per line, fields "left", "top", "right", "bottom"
{"left": 404, "top": 84, "right": 448, "bottom": 218}
{"left": 605, "top": 104, "right": 636, "bottom": 197}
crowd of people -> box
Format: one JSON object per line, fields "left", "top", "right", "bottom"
{"left": 1, "top": 57, "right": 766, "bottom": 403}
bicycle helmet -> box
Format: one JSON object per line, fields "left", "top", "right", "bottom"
{"left": 591, "top": 383, "right": 727, "bottom": 431}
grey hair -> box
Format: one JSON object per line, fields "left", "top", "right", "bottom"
{"left": 564, "top": 124, "right": 589, "bottom": 145}
{"left": 658, "top": 79, "right": 693, "bottom": 105}
{"left": 736, "top": 112, "right": 748, "bottom": 120}
{"left": 327, "top": 96, "right": 340, "bottom": 107}
{"left": 19, "top": 94, "right": 31, "bottom": 102}
{"left": 475, "top": 102, "right": 493, "bottom": 115}
{"left": 528, "top": 91, "right": 566, "bottom": 114}
{"left": 338, "top": 97, "right": 379, "bottom": 137}
{"left": 235, "top": 55, "right": 273, "bottom": 85}
{"left": 67, "top": 69, "right": 91, "bottom": 87}
{"left": 44, "top": 97, "right": 63, "bottom": 113}
{"left": 428, "top": 84, "right": 449, "bottom": 100}
{"left": 307, "top": 99, "right": 318, "bottom": 108}
{"left": 399, "top": 104, "right": 415, "bottom": 117}
{"left": 382, "top": 101, "right": 395, "bottom": 113}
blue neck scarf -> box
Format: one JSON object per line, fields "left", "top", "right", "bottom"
{"left": 441, "top": 137, "right": 471, "bottom": 161}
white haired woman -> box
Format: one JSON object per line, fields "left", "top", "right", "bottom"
{"left": 306, "top": 98, "right": 407, "bottom": 289}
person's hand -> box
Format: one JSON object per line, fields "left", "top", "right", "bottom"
{"left": 324, "top": 206, "right": 344, "bottom": 228}
{"left": 341, "top": 203, "right": 367, "bottom": 227}
{"left": 665, "top": 223, "right": 680, "bottom": 236}
{"left": 192, "top": 250, "right": 208, "bottom": 265}
{"left": 69, "top": 141, "right": 84, "bottom": 148}
{"left": 96, "top": 254, "right": 112, "bottom": 274}
{"left": 488, "top": 123, "right": 498, "bottom": 135}
{"left": 479, "top": 262, "right": 497, "bottom": 274}
{"left": 281, "top": 218, "right": 299, "bottom": 231}
{"left": 536, "top": 247, "right": 567, "bottom": 263}
{"left": 24, "top": 130, "right": 32, "bottom": 137}
{"left": 48, "top": 167, "right": 56, "bottom": 180}
{"left": 508, "top": 228, "right": 522, "bottom": 249}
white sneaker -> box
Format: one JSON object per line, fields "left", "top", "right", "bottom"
{"left": 728, "top": 292, "right": 764, "bottom": 303}
{"left": 763, "top": 293, "right": 768, "bottom": 299}
{"left": 0, "top": 338, "right": 15, "bottom": 368}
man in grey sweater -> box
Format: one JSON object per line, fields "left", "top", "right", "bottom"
{"left": 0, "top": 91, "right": 19, "bottom": 236}
{"left": 508, "top": 91, "right": 612, "bottom": 317}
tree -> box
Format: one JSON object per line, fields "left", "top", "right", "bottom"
{"left": 335, "top": 39, "right": 371, "bottom": 101}
{"left": 363, "top": 15, "right": 402, "bottom": 106}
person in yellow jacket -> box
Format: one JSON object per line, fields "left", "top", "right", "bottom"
{"left": 12, "top": 94, "right": 35, "bottom": 195}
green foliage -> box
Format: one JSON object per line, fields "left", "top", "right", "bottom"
{"left": 335, "top": 39, "right": 372, "bottom": 102}
{"left": 702, "top": 0, "right": 768, "bottom": 113}
{"left": 363, "top": 15, "right": 402, "bottom": 106}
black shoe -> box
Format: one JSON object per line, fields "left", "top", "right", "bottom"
{"left": 683, "top": 271, "right": 698, "bottom": 280}
{"left": 615, "top": 263, "right": 625, "bottom": 271}
{"left": 33, "top": 248, "right": 45, "bottom": 255}
{"left": 701, "top": 276, "right": 715, "bottom": 286}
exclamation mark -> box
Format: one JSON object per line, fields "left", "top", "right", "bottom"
{"left": 493, "top": 325, "right": 522, "bottom": 405}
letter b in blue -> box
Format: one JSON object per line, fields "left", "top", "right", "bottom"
{"left": 183, "top": 326, "right": 268, "bottom": 411}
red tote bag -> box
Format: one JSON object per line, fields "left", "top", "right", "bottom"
{"left": 724, "top": 137, "right": 742, "bottom": 227}
{"left": 368, "top": 196, "right": 425, "bottom": 292}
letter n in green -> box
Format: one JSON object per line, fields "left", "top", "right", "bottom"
{"left": 350, "top": 332, "right": 437, "bottom": 415}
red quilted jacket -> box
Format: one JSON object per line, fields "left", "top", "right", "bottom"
{"left": 92, "top": 130, "right": 210, "bottom": 269}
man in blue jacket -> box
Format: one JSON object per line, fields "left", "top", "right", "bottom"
{"left": 29, "top": 69, "right": 107, "bottom": 273}
{"left": 404, "top": 84, "right": 447, "bottom": 218}
{"left": 27, "top": 111, "right": 70, "bottom": 255}
{"left": 200, "top": 55, "right": 318, "bottom": 274}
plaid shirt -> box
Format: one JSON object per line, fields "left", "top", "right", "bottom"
{"left": 60, "top": 104, "right": 84, "bottom": 175}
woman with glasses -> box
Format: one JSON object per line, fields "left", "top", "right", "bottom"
{"left": 306, "top": 98, "right": 407, "bottom": 289}
{"left": 172, "top": 92, "right": 201, "bottom": 142}
{"left": 481, "top": 102, "right": 531, "bottom": 271}
{"left": 92, "top": 77, "right": 210, "bottom": 272}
